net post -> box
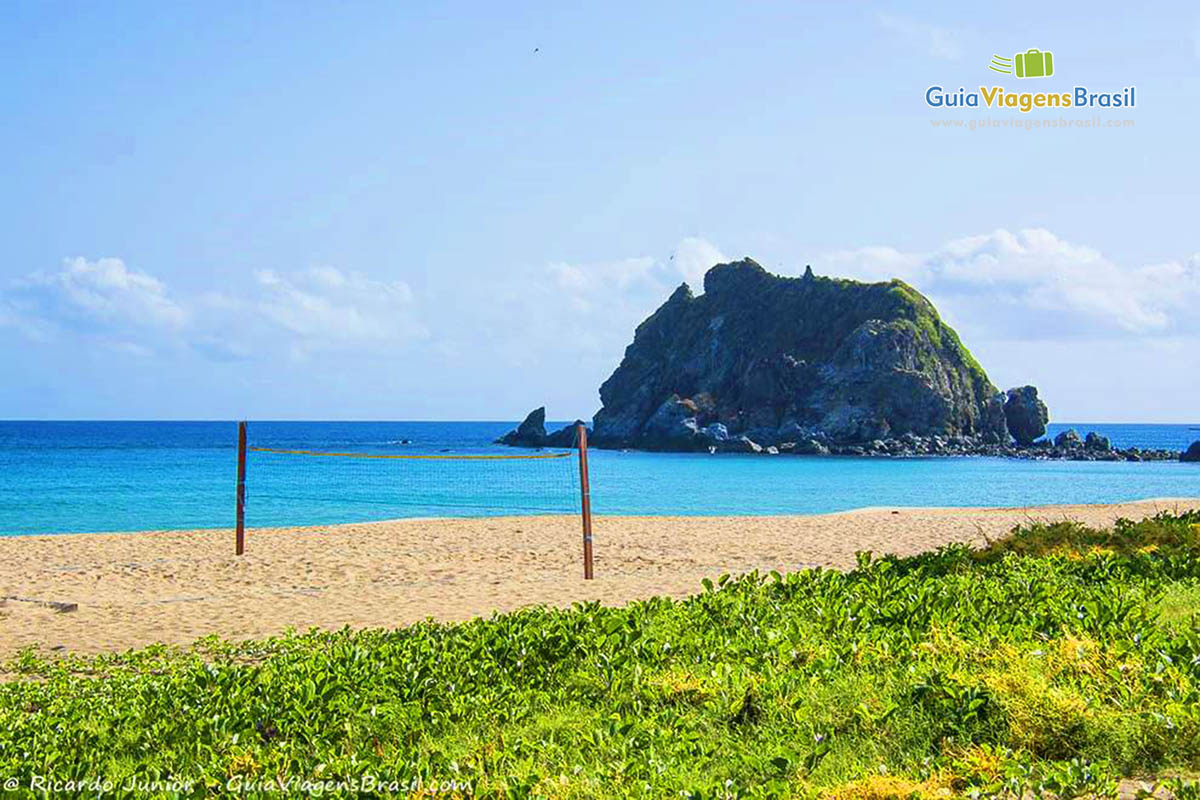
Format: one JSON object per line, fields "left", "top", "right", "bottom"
{"left": 235, "top": 420, "right": 247, "bottom": 556}
{"left": 577, "top": 422, "right": 594, "bottom": 580}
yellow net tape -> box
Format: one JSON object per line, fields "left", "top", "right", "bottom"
{"left": 248, "top": 446, "right": 572, "bottom": 461}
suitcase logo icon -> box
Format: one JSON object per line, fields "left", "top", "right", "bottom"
{"left": 989, "top": 49, "right": 1055, "bottom": 78}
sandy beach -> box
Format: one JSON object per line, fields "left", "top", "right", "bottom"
{"left": 1, "top": 498, "right": 1196, "bottom": 658}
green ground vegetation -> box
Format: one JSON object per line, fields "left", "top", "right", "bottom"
{"left": 3, "top": 511, "right": 1200, "bottom": 798}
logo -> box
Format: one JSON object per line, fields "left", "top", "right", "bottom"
{"left": 989, "top": 49, "right": 1055, "bottom": 78}
{"left": 923, "top": 47, "right": 1135, "bottom": 114}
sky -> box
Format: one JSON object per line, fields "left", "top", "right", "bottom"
{"left": 2, "top": 1, "right": 1198, "bottom": 422}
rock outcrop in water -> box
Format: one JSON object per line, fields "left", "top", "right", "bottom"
{"left": 497, "top": 258, "right": 1185, "bottom": 461}
{"left": 496, "top": 407, "right": 582, "bottom": 448}
{"left": 1002, "top": 386, "right": 1049, "bottom": 445}
{"left": 497, "top": 406, "right": 548, "bottom": 446}
{"left": 589, "top": 258, "right": 1017, "bottom": 450}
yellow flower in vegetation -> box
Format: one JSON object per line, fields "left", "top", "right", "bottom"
{"left": 823, "top": 774, "right": 952, "bottom": 799}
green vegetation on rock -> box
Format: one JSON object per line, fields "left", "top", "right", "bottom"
{"left": 4, "top": 512, "right": 1200, "bottom": 798}
{"left": 886, "top": 280, "right": 988, "bottom": 386}
{"left": 590, "top": 259, "right": 1018, "bottom": 448}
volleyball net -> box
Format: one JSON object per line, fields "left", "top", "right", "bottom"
{"left": 233, "top": 422, "right": 595, "bottom": 576}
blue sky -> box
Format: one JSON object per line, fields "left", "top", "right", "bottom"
{"left": 2, "top": 1, "right": 1198, "bottom": 422}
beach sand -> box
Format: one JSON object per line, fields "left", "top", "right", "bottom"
{"left": 1, "top": 498, "right": 1197, "bottom": 658}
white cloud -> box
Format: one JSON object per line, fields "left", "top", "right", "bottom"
{"left": 253, "top": 267, "right": 426, "bottom": 350}
{"left": 818, "top": 228, "right": 1200, "bottom": 337}
{"left": 672, "top": 237, "right": 728, "bottom": 290}
{"left": 876, "top": 12, "right": 965, "bottom": 61}
{"left": 450, "top": 237, "right": 728, "bottom": 376}
{"left": 4, "top": 236, "right": 1195, "bottom": 422}
{"left": 0, "top": 257, "right": 187, "bottom": 352}
{"left": 547, "top": 236, "right": 727, "bottom": 307}
{"left": 0, "top": 259, "right": 427, "bottom": 360}
{"left": 10, "top": 257, "right": 186, "bottom": 334}
{"left": 548, "top": 256, "right": 658, "bottom": 312}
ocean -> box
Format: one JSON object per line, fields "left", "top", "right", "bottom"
{"left": 0, "top": 421, "right": 1196, "bottom": 536}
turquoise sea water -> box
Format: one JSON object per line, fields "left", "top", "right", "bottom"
{"left": 0, "top": 421, "right": 1196, "bottom": 535}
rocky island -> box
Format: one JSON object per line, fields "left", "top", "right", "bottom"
{"left": 500, "top": 259, "right": 1186, "bottom": 461}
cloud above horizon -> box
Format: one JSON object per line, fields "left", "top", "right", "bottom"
{"left": 817, "top": 228, "right": 1200, "bottom": 339}
{"left": 252, "top": 267, "right": 427, "bottom": 357}
{"left": 672, "top": 237, "right": 728, "bottom": 290}
{"left": 0, "top": 260, "right": 426, "bottom": 360}
{"left": 545, "top": 237, "right": 728, "bottom": 313}
{"left": 2, "top": 231, "right": 1196, "bottom": 421}
{"left": 450, "top": 238, "right": 728, "bottom": 374}
{"left": 0, "top": 257, "right": 187, "bottom": 350}
{"left": 5, "top": 232, "right": 1196, "bottom": 358}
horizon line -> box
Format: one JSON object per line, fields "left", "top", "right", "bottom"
{"left": 1, "top": 418, "right": 1197, "bottom": 426}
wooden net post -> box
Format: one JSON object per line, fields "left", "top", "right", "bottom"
{"left": 577, "top": 422, "right": 594, "bottom": 580}
{"left": 235, "top": 420, "right": 247, "bottom": 556}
